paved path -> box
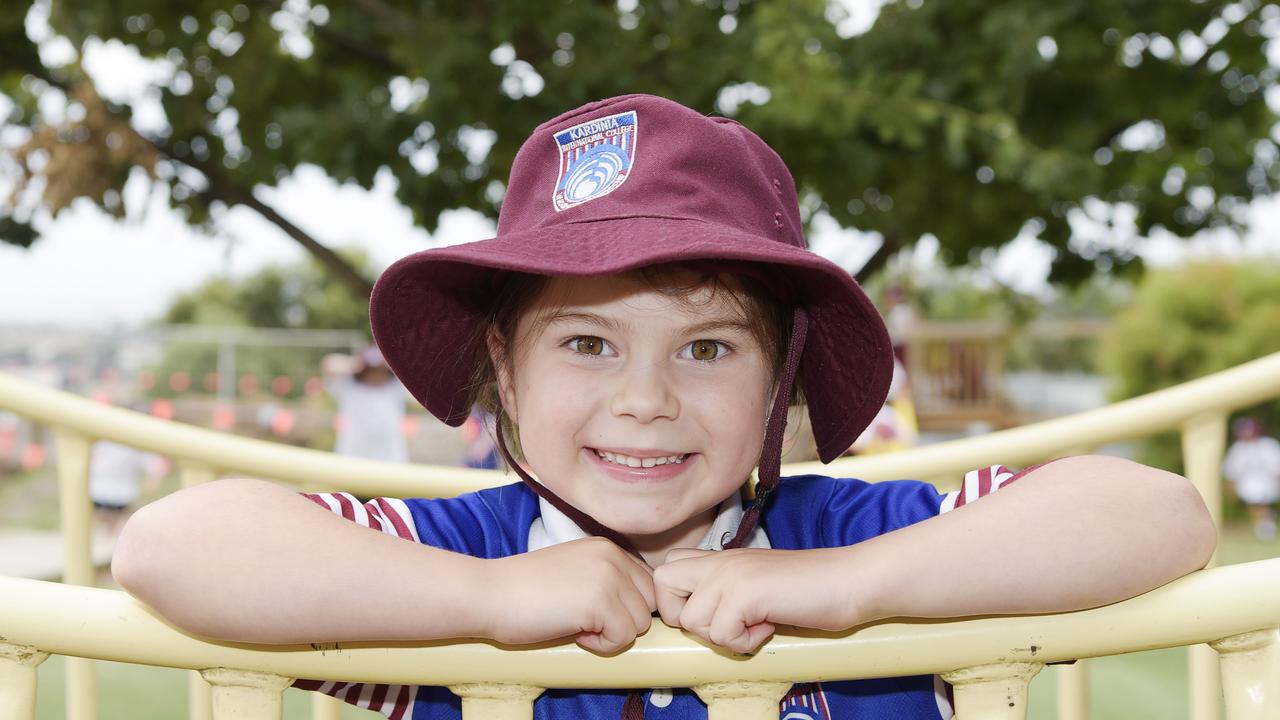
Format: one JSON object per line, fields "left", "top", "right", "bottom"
{"left": 0, "top": 528, "right": 115, "bottom": 581}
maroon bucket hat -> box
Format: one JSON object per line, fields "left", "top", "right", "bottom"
{"left": 370, "top": 93, "right": 892, "bottom": 464}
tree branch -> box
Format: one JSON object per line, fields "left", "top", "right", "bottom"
{"left": 853, "top": 232, "right": 901, "bottom": 283}
{"left": 4, "top": 54, "right": 375, "bottom": 298}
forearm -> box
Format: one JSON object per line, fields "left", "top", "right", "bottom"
{"left": 112, "top": 478, "right": 489, "bottom": 644}
{"left": 845, "top": 455, "right": 1217, "bottom": 622}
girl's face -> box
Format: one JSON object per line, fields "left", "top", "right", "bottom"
{"left": 494, "top": 273, "right": 776, "bottom": 556}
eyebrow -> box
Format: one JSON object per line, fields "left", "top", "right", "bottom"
{"left": 541, "top": 312, "right": 753, "bottom": 337}
{"left": 540, "top": 312, "right": 624, "bottom": 333}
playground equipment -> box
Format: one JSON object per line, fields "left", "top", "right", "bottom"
{"left": 1, "top": 350, "right": 1279, "bottom": 720}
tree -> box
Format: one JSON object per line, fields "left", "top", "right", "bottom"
{"left": 1100, "top": 261, "right": 1280, "bottom": 473}
{"left": 2, "top": 0, "right": 1276, "bottom": 292}
{"left": 147, "top": 250, "right": 372, "bottom": 398}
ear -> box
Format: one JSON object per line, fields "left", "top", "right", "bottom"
{"left": 486, "top": 327, "right": 517, "bottom": 421}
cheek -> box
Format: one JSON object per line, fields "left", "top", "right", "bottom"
{"left": 687, "top": 373, "right": 771, "bottom": 443}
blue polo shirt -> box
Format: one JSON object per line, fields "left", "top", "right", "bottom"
{"left": 296, "top": 469, "right": 1025, "bottom": 719}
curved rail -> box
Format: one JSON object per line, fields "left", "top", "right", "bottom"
{"left": 2, "top": 559, "right": 1279, "bottom": 686}
{"left": 805, "top": 350, "right": 1280, "bottom": 480}
{"left": 3, "top": 352, "right": 1280, "bottom": 720}
{"left": 2, "top": 349, "right": 1279, "bottom": 494}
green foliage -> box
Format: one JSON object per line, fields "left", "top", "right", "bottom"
{"left": 1, "top": 0, "right": 1277, "bottom": 285}
{"left": 162, "top": 252, "right": 372, "bottom": 331}
{"left": 1099, "top": 261, "right": 1280, "bottom": 471}
{"left": 147, "top": 251, "right": 371, "bottom": 399}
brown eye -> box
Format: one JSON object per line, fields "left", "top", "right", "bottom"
{"left": 689, "top": 340, "right": 721, "bottom": 361}
{"left": 573, "top": 336, "right": 605, "bottom": 355}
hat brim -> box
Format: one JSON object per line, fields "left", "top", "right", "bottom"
{"left": 370, "top": 215, "right": 892, "bottom": 463}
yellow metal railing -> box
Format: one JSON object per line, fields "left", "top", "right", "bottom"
{"left": 1, "top": 349, "right": 1280, "bottom": 719}
{"left": 2, "top": 561, "right": 1280, "bottom": 719}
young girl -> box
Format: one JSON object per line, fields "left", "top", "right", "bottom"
{"left": 112, "top": 94, "right": 1216, "bottom": 720}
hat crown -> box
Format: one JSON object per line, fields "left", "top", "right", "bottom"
{"left": 497, "top": 94, "right": 805, "bottom": 250}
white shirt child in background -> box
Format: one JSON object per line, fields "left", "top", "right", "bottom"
{"left": 89, "top": 440, "right": 166, "bottom": 535}
{"left": 322, "top": 347, "right": 409, "bottom": 463}
{"left": 1222, "top": 417, "right": 1280, "bottom": 540}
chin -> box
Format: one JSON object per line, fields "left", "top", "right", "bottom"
{"left": 604, "top": 513, "right": 686, "bottom": 539}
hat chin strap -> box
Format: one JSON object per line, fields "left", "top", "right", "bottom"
{"left": 723, "top": 306, "right": 808, "bottom": 549}
{"left": 493, "top": 307, "right": 810, "bottom": 563}
{"left": 494, "top": 418, "right": 643, "bottom": 557}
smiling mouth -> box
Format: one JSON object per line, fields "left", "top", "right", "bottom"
{"left": 592, "top": 449, "right": 690, "bottom": 468}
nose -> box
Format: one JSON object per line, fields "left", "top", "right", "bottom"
{"left": 610, "top": 359, "right": 679, "bottom": 423}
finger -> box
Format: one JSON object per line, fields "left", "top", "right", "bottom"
{"left": 619, "top": 585, "right": 654, "bottom": 635}
{"left": 576, "top": 631, "right": 615, "bottom": 654}
{"left": 590, "top": 603, "right": 639, "bottom": 654}
{"left": 727, "top": 622, "right": 775, "bottom": 655}
{"left": 654, "top": 576, "right": 691, "bottom": 627}
{"left": 652, "top": 561, "right": 697, "bottom": 627}
{"left": 617, "top": 555, "right": 657, "bottom": 612}
{"left": 678, "top": 581, "right": 722, "bottom": 640}
{"left": 665, "top": 547, "right": 713, "bottom": 564}
{"left": 708, "top": 596, "right": 766, "bottom": 651}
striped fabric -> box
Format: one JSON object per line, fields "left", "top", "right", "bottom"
{"left": 294, "top": 464, "right": 1038, "bottom": 719}
{"left": 939, "top": 464, "right": 1026, "bottom": 514}
{"left": 294, "top": 492, "right": 420, "bottom": 719}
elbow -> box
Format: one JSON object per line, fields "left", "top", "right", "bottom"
{"left": 1115, "top": 456, "right": 1218, "bottom": 571}
{"left": 112, "top": 498, "right": 185, "bottom": 605}
{"left": 1071, "top": 455, "right": 1217, "bottom": 573}
{"left": 1180, "top": 480, "right": 1219, "bottom": 570}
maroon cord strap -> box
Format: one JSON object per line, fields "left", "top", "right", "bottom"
{"left": 722, "top": 306, "right": 808, "bottom": 550}
{"left": 494, "top": 417, "right": 644, "bottom": 559}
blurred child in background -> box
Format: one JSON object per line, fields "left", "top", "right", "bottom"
{"left": 89, "top": 440, "right": 166, "bottom": 536}
{"left": 1223, "top": 417, "right": 1280, "bottom": 540}
{"left": 322, "top": 347, "right": 409, "bottom": 463}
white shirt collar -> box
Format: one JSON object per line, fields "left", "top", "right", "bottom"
{"left": 527, "top": 492, "right": 771, "bottom": 554}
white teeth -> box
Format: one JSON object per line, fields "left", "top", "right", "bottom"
{"left": 595, "top": 449, "right": 688, "bottom": 468}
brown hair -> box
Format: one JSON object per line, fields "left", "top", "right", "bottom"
{"left": 466, "top": 263, "right": 797, "bottom": 460}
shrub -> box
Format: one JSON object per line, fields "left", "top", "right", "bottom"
{"left": 1099, "top": 261, "right": 1280, "bottom": 475}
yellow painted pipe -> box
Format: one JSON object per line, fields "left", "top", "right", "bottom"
{"left": 0, "top": 372, "right": 505, "bottom": 499}
{"left": 201, "top": 668, "right": 292, "bottom": 720}
{"left": 4, "top": 351, "right": 1280, "bottom": 497}
{"left": 943, "top": 662, "right": 1042, "bottom": 720}
{"left": 794, "top": 351, "right": 1280, "bottom": 481}
{"left": 449, "top": 683, "right": 542, "bottom": 720}
{"left": 0, "top": 643, "right": 49, "bottom": 720}
{"left": 1183, "top": 412, "right": 1228, "bottom": 720}
{"left": 692, "top": 681, "right": 791, "bottom": 720}
{"left": 52, "top": 430, "right": 97, "bottom": 720}
{"left": 1211, "top": 628, "right": 1280, "bottom": 720}
{"left": 1, "top": 560, "right": 1280, "bottom": 690}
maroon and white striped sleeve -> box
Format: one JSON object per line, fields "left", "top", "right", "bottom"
{"left": 299, "top": 491, "right": 420, "bottom": 542}
{"left": 292, "top": 492, "right": 420, "bottom": 718}
{"left": 938, "top": 463, "right": 1044, "bottom": 513}
{"left": 291, "top": 679, "right": 416, "bottom": 720}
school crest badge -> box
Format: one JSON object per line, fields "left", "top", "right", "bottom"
{"left": 552, "top": 110, "right": 637, "bottom": 211}
{"left": 779, "top": 683, "right": 832, "bottom": 720}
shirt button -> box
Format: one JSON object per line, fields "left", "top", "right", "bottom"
{"left": 649, "top": 688, "right": 673, "bottom": 708}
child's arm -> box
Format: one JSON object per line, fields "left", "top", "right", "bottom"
{"left": 113, "top": 478, "right": 655, "bottom": 652}
{"left": 654, "top": 455, "right": 1217, "bottom": 653}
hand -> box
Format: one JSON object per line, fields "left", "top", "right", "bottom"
{"left": 653, "top": 547, "right": 865, "bottom": 654}
{"left": 480, "top": 537, "right": 656, "bottom": 654}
